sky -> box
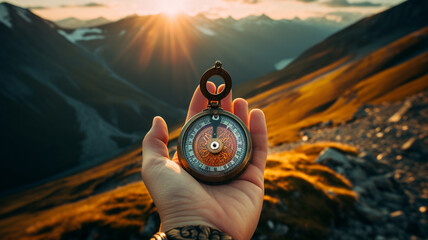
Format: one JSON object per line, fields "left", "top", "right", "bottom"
{"left": 5, "top": 0, "right": 405, "bottom": 22}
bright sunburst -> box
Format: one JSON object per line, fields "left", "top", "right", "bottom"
{"left": 153, "top": 0, "right": 189, "bottom": 17}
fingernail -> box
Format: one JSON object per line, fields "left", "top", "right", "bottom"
{"left": 152, "top": 116, "right": 159, "bottom": 127}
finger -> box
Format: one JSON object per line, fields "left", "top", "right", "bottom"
{"left": 217, "top": 84, "right": 232, "bottom": 112}
{"left": 142, "top": 117, "right": 169, "bottom": 169}
{"left": 237, "top": 109, "right": 267, "bottom": 188}
{"left": 232, "top": 98, "right": 249, "bottom": 127}
{"left": 249, "top": 109, "right": 268, "bottom": 173}
{"left": 186, "top": 81, "right": 216, "bottom": 121}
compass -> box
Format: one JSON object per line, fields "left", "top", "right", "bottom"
{"left": 177, "top": 61, "right": 252, "bottom": 184}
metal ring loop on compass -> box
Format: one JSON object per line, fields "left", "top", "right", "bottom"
{"left": 199, "top": 61, "right": 232, "bottom": 104}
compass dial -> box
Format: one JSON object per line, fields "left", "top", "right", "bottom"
{"left": 178, "top": 109, "right": 252, "bottom": 183}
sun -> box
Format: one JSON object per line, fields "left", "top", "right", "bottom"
{"left": 154, "top": 0, "right": 188, "bottom": 18}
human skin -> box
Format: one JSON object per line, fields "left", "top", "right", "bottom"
{"left": 141, "top": 82, "right": 268, "bottom": 240}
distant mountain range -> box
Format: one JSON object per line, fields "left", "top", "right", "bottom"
{"left": 55, "top": 17, "right": 111, "bottom": 29}
{"left": 72, "top": 13, "right": 340, "bottom": 108}
{"left": 0, "top": 2, "right": 340, "bottom": 192}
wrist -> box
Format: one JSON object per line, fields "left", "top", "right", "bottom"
{"left": 158, "top": 207, "right": 221, "bottom": 233}
{"left": 160, "top": 218, "right": 217, "bottom": 233}
{"left": 152, "top": 225, "right": 233, "bottom": 240}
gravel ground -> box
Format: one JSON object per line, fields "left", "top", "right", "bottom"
{"left": 271, "top": 91, "right": 428, "bottom": 240}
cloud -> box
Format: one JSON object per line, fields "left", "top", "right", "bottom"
{"left": 60, "top": 2, "right": 107, "bottom": 8}
{"left": 325, "top": 0, "right": 381, "bottom": 7}
{"left": 243, "top": 0, "right": 260, "bottom": 3}
{"left": 295, "top": 0, "right": 381, "bottom": 7}
{"left": 326, "top": 11, "right": 365, "bottom": 23}
{"left": 83, "top": 2, "right": 107, "bottom": 7}
{"left": 296, "top": 0, "right": 318, "bottom": 2}
{"left": 222, "top": 0, "right": 260, "bottom": 3}
{"left": 26, "top": 6, "right": 49, "bottom": 10}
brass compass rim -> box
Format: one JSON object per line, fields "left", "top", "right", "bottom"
{"left": 177, "top": 108, "right": 252, "bottom": 184}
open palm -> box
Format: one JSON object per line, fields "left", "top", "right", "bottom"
{"left": 142, "top": 82, "right": 268, "bottom": 240}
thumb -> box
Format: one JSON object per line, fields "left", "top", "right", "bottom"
{"left": 142, "top": 116, "right": 169, "bottom": 170}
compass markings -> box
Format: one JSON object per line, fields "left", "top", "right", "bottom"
{"left": 183, "top": 114, "right": 248, "bottom": 176}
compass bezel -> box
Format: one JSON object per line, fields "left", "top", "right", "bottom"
{"left": 177, "top": 108, "right": 252, "bottom": 184}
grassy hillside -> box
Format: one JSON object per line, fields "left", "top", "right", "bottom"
{"left": 243, "top": 26, "right": 428, "bottom": 145}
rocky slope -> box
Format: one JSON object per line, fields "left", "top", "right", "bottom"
{"left": 270, "top": 92, "right": 428, "bottom": 240}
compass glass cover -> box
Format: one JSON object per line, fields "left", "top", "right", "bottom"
{"left": 182, "top": 114, "right": 248, "bottom": 177}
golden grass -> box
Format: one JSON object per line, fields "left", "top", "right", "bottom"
{"left": 261, "top": 143, "right": 357, "bottom": 239}
{"left": 0, "top": 182, "right": 153, "bottom": 240}
{"left": 0, "top": 147, "right": 142, "bottom": 219}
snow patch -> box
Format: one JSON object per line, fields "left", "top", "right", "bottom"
{"left": 16, "top": 8, "right": 31, "bottom": 23}
{"left": 0, "top": 4, "right": 12, "bottom": 28}
{"left": 274, "top": 58, "right": 294, "bottom": 71}
{"left": 196, "top": 26, "right": 216, "bottom": 36}
{"left": 65, "top": 96, "right": 139, "bottom": 161}
{"left": 58, "top": 28, "right": 104, "bottom": 43}
{"left": 119, "top": 29, "right": 126, "bottom": 36}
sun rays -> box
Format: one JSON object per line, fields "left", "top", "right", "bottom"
{"left": 111, "top": 13, "right": 199, "bottom": 94}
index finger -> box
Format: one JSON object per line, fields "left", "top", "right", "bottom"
{"left": 186, "top": 81, "right": 216, "bottom": 121}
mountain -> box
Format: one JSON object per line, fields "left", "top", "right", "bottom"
{"left": 0, "top": 2, "right": 183, "bottom": 192}
{"left": 237, "top": 0, "right": 428, "bottom": 145}
{"left": 0, "top": 2, "right": 340, "bottom": 192}
{"left": 55, "top": 17, "right": 111, "bottom": 29}
{"left": 0, "top": 1, "right": 426, "bottom": 240}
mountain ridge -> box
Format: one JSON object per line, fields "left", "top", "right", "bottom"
{"left": 0, "top": 2, "right": 183, "bottom": 192}
{"left": 235, "top": 0, "right": 428, "bottom": 145}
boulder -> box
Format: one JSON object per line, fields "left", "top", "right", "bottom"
{"left": 316, "top": 148, "right": 351, "bottom": 168}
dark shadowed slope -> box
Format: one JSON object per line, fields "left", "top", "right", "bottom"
{"left": 0, "top": 2, "right": 182, "bottom": 192}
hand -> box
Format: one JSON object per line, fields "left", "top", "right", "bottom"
{"left": 141, "top": 82, "right": 268, "bottom": 240}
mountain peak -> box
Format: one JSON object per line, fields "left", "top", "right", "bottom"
{"left": 0, "top": 2, "right": 36, "bottom": 28}
{"left": 0, "top": 2, "right": 12, "bottom": 7}
{"left": 0, "top": 2, "right": 13, "bottom": 28}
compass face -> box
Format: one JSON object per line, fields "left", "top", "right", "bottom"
{"left": 178, "top": 110, "right": 252, "bottom": 183}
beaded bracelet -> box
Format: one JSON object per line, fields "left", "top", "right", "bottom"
{"left": 150, "top": 225, "right": 233, "bottom": 240}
